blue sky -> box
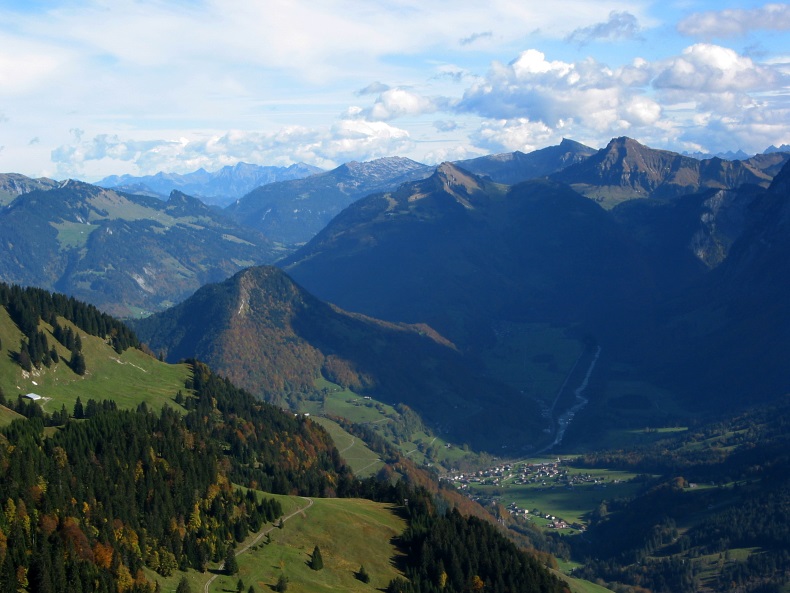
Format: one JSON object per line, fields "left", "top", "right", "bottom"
{"left": 1, "top": 0, "right": 789, "bottom": 180}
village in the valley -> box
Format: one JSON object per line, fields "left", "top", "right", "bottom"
{"left": 444, "top": 457, "right": 638, "bottom": 533}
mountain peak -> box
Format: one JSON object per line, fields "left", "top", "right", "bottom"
{"left": 399, "top": 162, "right": 492, "bottom": 210}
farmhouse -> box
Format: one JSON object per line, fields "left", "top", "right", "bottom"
{"left": 24, "top": 393, "right": 42, "bottom": 401}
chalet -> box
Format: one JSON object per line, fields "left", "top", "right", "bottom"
{"left": 24, "top": 393, "right": 42, "bottom": 401}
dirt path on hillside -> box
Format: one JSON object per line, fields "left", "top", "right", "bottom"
{"left": 203, "top": 496, "right": 314, "bottom": 593}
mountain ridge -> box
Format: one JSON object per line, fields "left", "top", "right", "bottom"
{"left": 553, "top": 136, "right": 788, "bottom": 206}
{"left": 0, "top": 181, "right": 281, "bottom": 316}
{"left": 132, "top": 264, "right": 548, "bottom": 450}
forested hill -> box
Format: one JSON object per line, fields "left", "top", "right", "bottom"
{"left": 0, "top": 282, "right": 139, "bottom": 374}
{"left": 0, "top": 361, "right": 350, "bottom": 593}
{"left": 0, "top": 285, "right": 571, "bottom": 593}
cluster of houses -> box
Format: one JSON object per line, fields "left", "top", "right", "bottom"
{"left": 446, "top": 458, "right": 595, "bottom": 488}
{"left": 444, "top": 458, "right": 620, "bottom": 532}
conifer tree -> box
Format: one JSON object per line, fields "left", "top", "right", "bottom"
{"left": 224, "top": 547, "right": 239, "bottom": 575}
{"left": 69, "top": 348, "right": 86, "bottom": 375}
{"left": 73, "top": 397, "right": 84, "bottom": 420}
{"left": 357, "top": 565, "right": 370, "bottom": 583}
{"left": 309, "top": 545, "right": 323, "bottom": 571}
{"left": 176, "top": 576, "right": 192, "bottom": 593}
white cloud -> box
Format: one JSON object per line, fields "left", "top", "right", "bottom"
{"left": 460, "top": 31, "right": 493, "bottom": 46}
{"left": 457, "top": 49, "right": 654, "bottom": 132}
{"left": 423, "top": 144, "right": 484, "bottom": 164}
{"left": 50, "top": 120, "right": 414, "bottom": 177}
{"left": 470, "top": 118, "right": 558, "bottom": 153}
{"left": 680, "top": 107, "right": 790, "bottom": 153}
{"left": 365, "top": 88, "right": 441, "bottom": 121}
{"left": 357, "top": 82, "right": 391, "bottom": 96}
{"left": 678, "top": 3, "right": 790, "bottom": 38}
{"left": 653, "top": 44, "right": 778, "bottom": 94}
{"left": 456, "top": 43, "right": 790, "bottom": 156}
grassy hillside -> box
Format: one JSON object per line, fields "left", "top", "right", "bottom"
{"left": 0, "top": 306, "right": 189, "bottom": 423}
{"left": 311, "top": 416, "right": 384, "bottom": 478}
{"left": 158, "top": 494, "right": 407, "bottom": 593}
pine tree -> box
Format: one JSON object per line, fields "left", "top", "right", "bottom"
{"left": 357, "top": 565, "right": 370, "bottom": 583}
{"left": 275, "top": 573, "right": 288, "bottom": 592}
{"left": 69, "top": 349, "right": 86, "bottom": 375}
{"left": 176, "top": 576, "right": 192, "bottom": 593}
{"left": 224, "top": 547, "right": 239, "bottom": 575}
{"left": 309, "top": 545, "right": 323, "bottom": 571}
{"left": 73, "top": 397, "right": 84, "bottom": 420}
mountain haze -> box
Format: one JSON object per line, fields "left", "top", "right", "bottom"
{"left": 99, "top": 161, "right": 323, "bottom": 206}
{"left": 226, "top": 156, "right": 433, "bottom": 244}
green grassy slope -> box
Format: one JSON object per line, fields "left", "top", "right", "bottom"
{"left": 0, "top": 307, "right": 189, "bottom": 422}
{"left": 154, "top": 494, "right": 407, "bottom": 593}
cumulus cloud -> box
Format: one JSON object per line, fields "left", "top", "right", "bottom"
{"left": 50, "top": 121, "right": 413, "bottom": 176}
{"left": 652, "top": 44, "right": 783, "bottom": 116}
{"left": 471, "top": 118, "right": 558, "bottom": 153}
{"left": 678, "top": 3, "right": 790, "bottom": 38}
{"left": 654, "top": 44, "right": 778, "bottom": 94}
{"left": 565, "top": 11, "right": 642, "bottom": 46}
{"left": 365, "top": 88, "right": 441, "bottom": 121}
{"left": 457, "top": 49, "right": 660, "bottom": 132}
{"left": 455, "top": 43, "right": 790, "bottom": 155}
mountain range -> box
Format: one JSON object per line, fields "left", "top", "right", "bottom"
{"left": 3, "top": 135, "right": 790, "bottom": 593}
{"left": 0, "top": 181, "right": 281, "bottom": 316}
{"left": 2, "top": 135, "right": 789, "bottom": 421}
{"left": 551, "top": 136, "right": 788, "bottom": 206}
{"left": 98, "top": 161, "right": 323, "bottom": 206}
{"left": 0, "top": 172, "right": 58, "bottom": 205}
{"left": 225, "top": 156, "right": 434, "bottom": 244}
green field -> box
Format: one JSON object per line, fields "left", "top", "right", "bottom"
{"left": 312, "top": 416, "right": 384, "bottom": 477}
{"left": 209, "top": 496, "right": 405, "bottom": 593}
{"left": 303, "top": 379, "right": 486, "bottom": 473}
{"left": 51, "top": 221, "right": 100, "bottom": 249}
{"left": 0, "top": 310, "right": 190, "bottom": 423}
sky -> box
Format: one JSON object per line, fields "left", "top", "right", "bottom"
{"left": 1, "top": 1, "right": 789, "bottom": 181}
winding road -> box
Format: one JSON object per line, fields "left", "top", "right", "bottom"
{"left": 203, "top": 496, "right": 314, "bottom": 593}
